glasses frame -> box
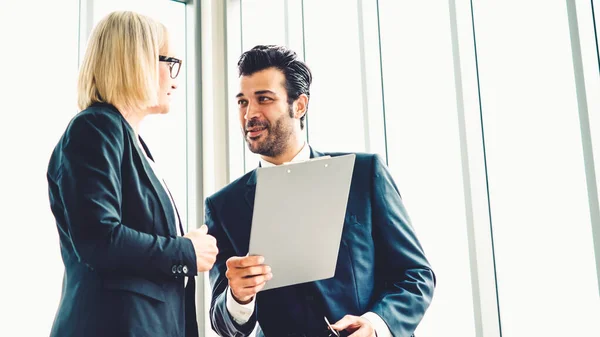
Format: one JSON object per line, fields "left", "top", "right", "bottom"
{"left": 159, "top": 55, "right": 182, "bottom": 79}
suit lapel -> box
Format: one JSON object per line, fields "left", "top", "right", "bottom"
{"left": 244, "top": 169, "right": 258, "bottom": 211}
{"left": 310, "top": 147, "right": 325, "bottom": 159}
{"left": 131, "top": 133, "right": 177, "bottom": 236}
{"left": 165, "top": 186, "right": 185, "bottom": 235}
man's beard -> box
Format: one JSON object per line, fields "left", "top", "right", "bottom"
{"left": 244, "top": 107, "right": 294, "bottom": 157}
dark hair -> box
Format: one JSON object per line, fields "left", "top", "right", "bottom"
{"left": 237, "top": 45, "right": 312, "bottom": 129}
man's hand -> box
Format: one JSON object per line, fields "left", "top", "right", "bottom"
{"left": 184, "top": 225, "right": 218, "bottom": 272}
{"left": 226, "top": 255, "right": 272, "bottom": 304}
{"left": 331, "top": 315, "right": 376, "bottom": 337}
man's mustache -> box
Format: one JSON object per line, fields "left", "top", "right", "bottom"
{"left": 245, "top": 119, "right": 270, "bottom": 133}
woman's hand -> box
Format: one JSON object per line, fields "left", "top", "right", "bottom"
{"left": 184, "top": 225, "right": 219, "bottom": 272}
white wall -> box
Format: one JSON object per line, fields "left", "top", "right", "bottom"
{"left": 0, "top": 1, "right": 79, "bottom": 335}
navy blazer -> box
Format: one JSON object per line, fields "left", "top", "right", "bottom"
{"left": 206, "top": 149, "right": 435, "bottom": 337}
{"left": 47, "top": 103, "right": 198, "bottom": 337}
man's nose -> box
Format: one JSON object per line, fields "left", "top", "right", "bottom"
{"left": 244, "top": 102, "right": 260, "bottom": 120}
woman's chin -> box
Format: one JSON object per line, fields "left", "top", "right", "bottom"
{"left": 148, "top": 104, "right": 170, "bottom": 115}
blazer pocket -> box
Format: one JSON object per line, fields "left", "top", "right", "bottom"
{"left": 103, "top": 277, "right": 166, "bottom": 303}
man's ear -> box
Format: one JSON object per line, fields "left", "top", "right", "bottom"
{"left": 293, "top": 94, "right": 309, "bottom": 119}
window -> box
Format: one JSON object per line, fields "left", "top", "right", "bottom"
{"left": 473, "top": 1, "right": 600, "bottom": 335}
{"left": 379, "top": 1, "right": 477, "bottom": 335}
{"left": 302, "top": 0, "right": 366, "bottom": 153}
{"left": 238, "top": 0, "right": 288, "bottom": 172}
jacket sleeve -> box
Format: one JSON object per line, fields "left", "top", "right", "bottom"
{"left": 206, "top": 196, "right": 258, "bottom": 337}
{"left": 58, "top": 112, "right": 197, "bottom": 280}
{"left": 368, "top": 154, "right": 436, "bottom": 336}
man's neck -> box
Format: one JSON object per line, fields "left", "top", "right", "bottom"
{"left": 261, "top": 139, "right": 306, "bottom": 166}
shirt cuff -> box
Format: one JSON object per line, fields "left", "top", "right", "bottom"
{"left": 362, "top": 312, "right": 392, "bottom": 337}
{"left": 225, "top": 286, "right": 256, "bottom": 325}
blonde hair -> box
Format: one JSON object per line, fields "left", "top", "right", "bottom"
{"left": 77, "top": 11, "right": 168, "bottom": 111}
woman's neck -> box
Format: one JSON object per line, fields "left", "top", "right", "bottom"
{"left": 115, "top": 104, "right": 145, "bottom": 136}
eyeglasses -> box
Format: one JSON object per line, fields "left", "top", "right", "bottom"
{"left": 159, "top": 55, "right": 182, "bottom": 79}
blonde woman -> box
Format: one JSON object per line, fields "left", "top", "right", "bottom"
{"left": 47, "top": 11, "right": 217, "bottom": 337}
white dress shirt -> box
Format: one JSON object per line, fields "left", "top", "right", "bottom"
{"left": 226, "top": 143, "right": 392, "bottom": 337}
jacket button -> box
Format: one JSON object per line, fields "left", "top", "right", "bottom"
{"left": 171, "top": 265, "right": 177, "bottom": 274}
{"left": 177, "top": 265, "right": 183, "bottom": 273}
{"left": 182, "top": 265, "right": 188, "bottom": 274}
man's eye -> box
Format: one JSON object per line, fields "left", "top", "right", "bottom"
{"left": 238, "top": 100, "right": 248, "bottom": 106}
{"left": 258, "top": 96, "right": 272, "bottom": 102}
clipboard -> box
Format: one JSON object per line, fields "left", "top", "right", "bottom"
{"left": 248, "top": 154, "right": 356, "bottom": 291}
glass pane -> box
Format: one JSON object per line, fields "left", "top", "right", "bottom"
{"left": 591, "top": 1, "right": 600, "bottom": 197}
{"left": 0, "top": 0, "right": 79, "bottom": 336}
{"left": 379, "top": 1, "right": 477, "bottom": 336}
{"left": 302, "top": 0, "right": 366, "bottom": 153}
{"left": 92, "top": 0, "right": 189, "bottom": 228}
{"left": 473, "top": 1, "right": 600, "bottom": 335}
{"left": 241, "top": 0, "right": 286, "bottom": 50}
{"left": 239, "top": 0, "right": 287, "bottom": 172}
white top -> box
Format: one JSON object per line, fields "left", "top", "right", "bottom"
{"left": 227, "top": 143, "right": 392, "bottom": 337}
{"left": 137, "top": 139, "right": 188, "bottom": 287}
{"left": 137, "top": 139, "right": 180, "bottom": 234}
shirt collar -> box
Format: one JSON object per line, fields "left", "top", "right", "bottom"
{"left": 259, "top": 142, "right": 310, "bottom": 168}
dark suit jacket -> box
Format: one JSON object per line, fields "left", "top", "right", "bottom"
{"left": 206, "top": 149, "right": 435, "bottom": 337}
{"left": 47, "top": 103, "right": 199, "bottom": 337}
